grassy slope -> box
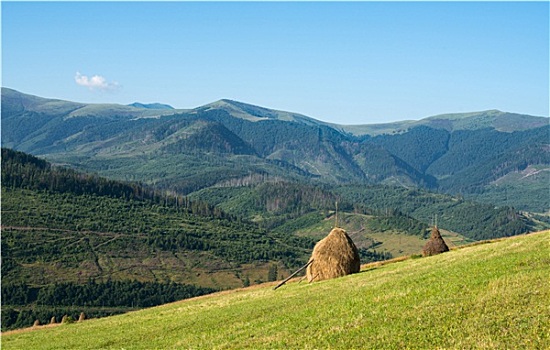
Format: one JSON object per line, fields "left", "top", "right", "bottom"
{"left": 3, "top": 231, "right": 549, "bottom": 349}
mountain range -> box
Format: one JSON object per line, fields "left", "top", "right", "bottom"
{"left": 2, "top": 87, "right": 549, "bottom": 212}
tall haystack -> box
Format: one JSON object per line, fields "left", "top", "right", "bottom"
{"left": 422, "top": 226, "right": 449, "bottom": 257}
{"left": 306, "top": 227, "right": 361, "bottom": 282}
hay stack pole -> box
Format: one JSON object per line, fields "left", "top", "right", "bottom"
{"left": 272, "top": 260, "right": 313, "bottom": 290}
{"left": 335, "top": 201, "right": 338, "bottom": 228}
{"left": 306, "top": 227, "right": 360, "bottom": 282}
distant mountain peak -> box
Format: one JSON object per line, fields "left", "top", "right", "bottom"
{"left": 218, "top": 98, "right": 240, "bottom": 104}
{"left": 198, "top": 99, "right": 323, "bottom": 126}
{"left": 204, "top": 98, "right": 279, "bottom": 113}
{"left": 128, "top": 102, "right": 174, "bottom": 110}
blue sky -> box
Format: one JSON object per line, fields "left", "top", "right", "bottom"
{"left": 2, "top": 2, "right": 548, "bottom": 124}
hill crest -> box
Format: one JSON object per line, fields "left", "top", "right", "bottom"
{"left": 127, "top": 102, "right": 174, "bottom": 110}
{"left": 198, "top": 98, "right": 327, "bottom": 126}
{"left": 339, "top": 109, "right": 549, "bottom": 136}
{"left": 4, "top": 88, "right": 547, "bottom": 133}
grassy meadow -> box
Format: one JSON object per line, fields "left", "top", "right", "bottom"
{"left": 3, "top": 230, "right": 549, "bottom": 349}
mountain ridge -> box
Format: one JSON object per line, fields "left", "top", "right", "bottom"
{"left": 2, "top": 88, "right": 548, "bottom": 212}
{"left": 4, "top": 87, "right": 547, "bottom": 132}
{"left": 339, "top": 109, "right": 549, "bottom": 136}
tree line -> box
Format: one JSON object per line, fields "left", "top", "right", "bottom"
{"left": 2, "top": 280, "right": 216, "bottom": 331}
{"left": 1, "top": 148, "right": 235, "bottom": 221}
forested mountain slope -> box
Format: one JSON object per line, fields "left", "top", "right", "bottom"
{"left": 2, "top": 88, "right": 548, "bottom": 212}
{"left": 371, "top": 124, "right": 550, "bottom": 196}
{"left": 0, "top": 149, "right": 312, "bottom": 330}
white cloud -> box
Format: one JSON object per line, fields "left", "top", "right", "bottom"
{"left": 75, "top": 72, "right": 120, "bottom": 91}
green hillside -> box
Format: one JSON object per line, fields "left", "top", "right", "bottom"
{"left": 191, "top": 181, "right": 544, "bottom": 242}
{"left": 3, "top": 231, "right": 548, "bottom": 349}
{"left": 1, "top": 149, "right": 312, "bottom": 330}
{"left": 198, "top": 99, "right": 325, "bottom": 125}
{"left": 0, "top": 87, "right": 181, "bottom": 121}
{"left": 1, "top": 149, "right": 312, "bottom": 284}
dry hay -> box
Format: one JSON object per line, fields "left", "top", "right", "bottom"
{"left": 306, "top": 227, "right": 361, "bottom": 282}
{"left": 422, "top": 226, "right": 449, "bottom": 257}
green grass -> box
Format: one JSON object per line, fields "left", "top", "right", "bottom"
{"left": 3, "top": 231, "right": 549, "bottom": 349}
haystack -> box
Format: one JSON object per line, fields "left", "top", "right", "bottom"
{"left": 306, "top": 227, "right": 361, "bottom": 282}
{"left": 422, "top": 226, "right": 449, "bottom": 257}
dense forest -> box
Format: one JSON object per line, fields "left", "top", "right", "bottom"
{"left": 2, "top": 148, "right": 235, "bottom": 219}
{"left": 190, "top": 182, "right": 535, "bottom": 241}
{"left": 2, "top": 149, "right": 314, "bottom": 269}
{"left": 2, "top": 280, "right": 216, "bottom": 331}
{"left": 334, "top": 185, "right": 532, "bottom": 241}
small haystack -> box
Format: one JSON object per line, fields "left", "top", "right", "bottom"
{"left": 422, "top": 226, "right": 449, "bottom": 257}
{"left": 306, "top": 227, "right": 361, "bottom": 282}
